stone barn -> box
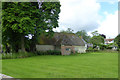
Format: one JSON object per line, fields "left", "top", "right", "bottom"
{"left": 36, "top": 33, "right": 87, "bottom": 55}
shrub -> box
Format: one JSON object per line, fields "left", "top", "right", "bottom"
{"left": 86, "top": 47, "right": 99, "bottom": 52}
{"left": 99, "top": 44, "right": 107, "bottom": 50}
{"left": 35, "top": 50, "right": 61, "bottom": 55}
{"left": 2, "top": 52, "right": 37, "bottom": 59}
{"left": 2, "top": 50, "right": 61, "bottom": 59}
{"left": 117, "top": 48, "right": 120, "bottom": 51}
{"left": 106, "top": 47, "right": 113, "bottom": 49}
{"left": 87, "top": 47, "right": 93, "bottom": 50}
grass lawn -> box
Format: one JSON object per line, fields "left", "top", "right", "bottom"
{"left": 2, "top": 52, "right": 118, "bottom": 78}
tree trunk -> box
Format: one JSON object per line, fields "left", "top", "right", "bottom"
{"left": 21, "top": 34, "right": 26, "bottom": 52}
{"left": 30, "top": 36, "right": 36, "bottom": 52}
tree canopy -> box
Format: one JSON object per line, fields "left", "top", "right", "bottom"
{"left": 90, "top": 35, "right": 104, "bottom": 48}
{"left": 76, "top": 30, "right": 91, "bottom": 42}
{"left": 60, "top": 28, "right": 74, "bottom": 33}
{"left": 2, "top": 2, "right": 61, "bottom": 52}
{"left": 114, "top": 34, "right": 120, "bottom": 49}
{"left": 91, "top": 30, "right": 99, "bottom": 36}
{"left": 99, "top": 34, "right": 106, "bottom": 39}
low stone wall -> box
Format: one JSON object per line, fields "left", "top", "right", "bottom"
{"left": 36, "top": 45, "right": 55, "bottom": 51}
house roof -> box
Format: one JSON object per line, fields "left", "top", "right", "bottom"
{"left": 54, "top": 33, "right": 86, "bottom": 46}
{"left": 104, "top": 39, "right": 114, "bottom": 42}
{"left": 38, "top": 32, "right": 86, "bottom": 46}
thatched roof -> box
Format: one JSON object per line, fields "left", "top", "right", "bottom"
{"left": 38, "top": 32, "right": 86, "bottom": 46}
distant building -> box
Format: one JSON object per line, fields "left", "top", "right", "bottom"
{"left": 104, "top": 38, "right": 117, "bottom": 50}
{"left": 104, "top": 38, "right": 114, "bottom": 45}
{"left": 36, "top": 33, "right": 87, "bottom": 55}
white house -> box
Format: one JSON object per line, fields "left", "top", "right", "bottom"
{"left": 104, "top": 39, "right": 114, "bottom": 45}
{"left": 104, "top": 38, "right": 117, "bottom": 50}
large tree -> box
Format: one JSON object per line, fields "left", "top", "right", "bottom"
{"left": 60, "top": 28, "right": 74, "bottom": 33}
{"left": 90, "top": 35, "right": 104, "bottom": 48}
{"left": 76, "top": 30, "right": 91, "bottom": 42}
{"left": 91, "top": 30, "right": 99, "bottom": 36}
{"left": 114, "top": 34, "right": 120, "bottom": 49}
{"left": 2, "top": 2, "right": 61, "bottom": 52}
{"left": 99, "top": 34, "right": 106, "bottom": 39}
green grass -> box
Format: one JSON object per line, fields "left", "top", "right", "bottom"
{"left": 2, "top": 52, "right": 118, "bottom": 78}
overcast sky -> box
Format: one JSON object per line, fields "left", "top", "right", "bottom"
{"left": 53, "top": 0, "right": 118, "bottom": 39}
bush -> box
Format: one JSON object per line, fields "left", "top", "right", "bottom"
{"left": 2, "top": 52, "right": 37, "bottom": 59}
{"left": 87, "top": 47, "right": 93, "bottom": 50}
{"left": 86, "top": 47, "right": 99, "bottom": 52}
{"left": 117, "top": 48, "right": 120, "bottom": 51}
{"left": 106, "top": 46, "right": 113, "bottom": 49}
{"left": 2, "top": 50, "right": 61, "bottom": 59}
{"left": 99, "top": 44, "right": 107, "bottom": 50}
{"left": 35, "top": 50, "right": 61, "bottom": 55}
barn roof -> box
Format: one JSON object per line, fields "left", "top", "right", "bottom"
{"left": 38, "top": 32, "right": 86, "bottom": 46}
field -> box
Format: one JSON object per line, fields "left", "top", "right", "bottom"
{"left": 2, "top": 52, "right": 118, "bottom": 78}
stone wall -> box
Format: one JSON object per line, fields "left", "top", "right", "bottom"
{"left": 36, "top": 45, "right": 55, "bottom": 51}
